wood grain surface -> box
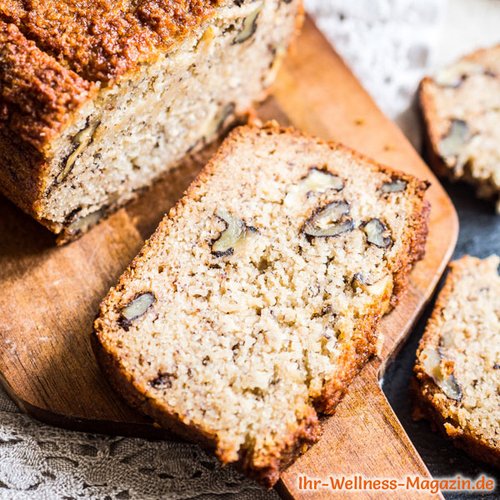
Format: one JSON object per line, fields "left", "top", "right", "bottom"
{"left": 0, "top": 18, "right": 457, "bottom": 499}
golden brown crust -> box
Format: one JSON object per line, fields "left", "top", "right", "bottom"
{"left": 1, "top": 1, "right": 221, "bottom": 82}
{"left": 0, "top": 22, "right": 96, "bottom": 151}
{"left": 419, "top": 77, "right": 449, "bottom": 180}
{"left": 0, "top": 129, "right": 46, "bottom": 216}
{"left": 0, "top": 1, "right": 221, "bottom": 152}
{"left": 94, "top": 122, "right": 430, "bottom": 486}
{"left": 413, "top": 256, "right": 500, "bottom": 469}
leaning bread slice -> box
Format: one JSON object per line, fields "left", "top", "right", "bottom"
{"left": 413, "top": 255, "right": 500, "bottom": 468}
{"left": 419, "top": 45, "right": 500, "bottom": 212}
{"left": 94, "top": 124, "right": 429, "bottom": 486}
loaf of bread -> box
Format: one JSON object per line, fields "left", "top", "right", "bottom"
{"left": 93, "top": 124, "right": 429, "bottom": 486}
{"left": 419, "top": 45, "right": 500, "bottom": 212}
{"left": 413, "top": 255, "right": 500, "bottom": 468}
{"left": 0, "top": 0, "right": 302, "bottom": 243}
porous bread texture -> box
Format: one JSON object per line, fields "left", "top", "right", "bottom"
{"left": 414, "top": 255, "right": 500, "bottom": 468}
{"left": 0, "top": 0, "right": 302, "bottom": 242}
{"left": 420, "top": 45, "right": 500, "bottom": 212}
{"left": 94, "top": 124, "right": 430, "bottom": 487}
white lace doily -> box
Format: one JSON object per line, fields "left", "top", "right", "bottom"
{"left": 0, "top": 389, "right": 275, "bottom": 499}
{"left": 3, "top": 1, "right": 495, "bottom": 498}
{"left": 305, "top": 0, "right": 445, "bottom": 146}
{"left": 306, "top": 0, "right": 445, "bottom": 119}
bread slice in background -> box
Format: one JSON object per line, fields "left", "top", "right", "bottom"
{"left": 94, "top": 123, "right": 430, "bottom": 486}
{"left": 413, "top": 255, "right": 500, "bottom": 468}
{"left": 419, "top": 45, "right": 500, "bottom": 212}
{"left": 0, "top": 0, "right": 302, "bottom": 243}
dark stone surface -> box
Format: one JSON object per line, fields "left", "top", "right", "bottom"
{"left": 383, "top": 179, "right": 499, "bottom": 499}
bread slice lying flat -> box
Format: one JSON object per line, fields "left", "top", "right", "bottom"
{"left": 413, "top": 255, "right": 500, "bottom": 468}
{"left": 94, "top": 124, "right": 430, "bottom": 487}
{"left": 420, "top": 45, "right": 500, "bottom": 212}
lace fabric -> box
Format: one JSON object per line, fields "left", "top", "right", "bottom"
{"left": 0, "top": 396, "right": 275, "bottom": 499}
{"left": 0, "top": 1, "right": 445, "bottom": 498}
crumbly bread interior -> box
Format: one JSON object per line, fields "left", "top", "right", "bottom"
{"left": 416, "top": 255, "right": 500, "bottom": 452}
{"left": 421, "top": 46, "right": 500, "bottom": 211}
{"left": 95, "top": 125, "right": 428, "bottom": 485}
{"left": 37, "top": 0, "right": 299, "bottom": 237}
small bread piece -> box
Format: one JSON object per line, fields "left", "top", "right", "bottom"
{"left": 0, "top": 0, "right": 302, "bottom": 242}
{"left": 419, "top": 45, "right": 500, "bottom": 212}
{"left": 413, "top": 255, "right": 500, "bottom": 468}
{"left": 94, "top": 124, "right": 429, "bottom": 487}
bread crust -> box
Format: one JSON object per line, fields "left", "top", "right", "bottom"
{"left": 94, "top": 122, "right": 430, "bottom": 486}
{"left": 419, "top": 76, "right": 453, "bottom": 180}
{"left": 413, "top": 256, "right": 500, "bottom": 469}
{"left": 0, "top": 22, "right": 97, "bottom": 152}
{"left": 0, "top": 1, "right": 222, "bottom": 151}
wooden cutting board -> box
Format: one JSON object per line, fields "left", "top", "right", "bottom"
{"left": 0, "top": 17, "right": 457, "bottom": 499}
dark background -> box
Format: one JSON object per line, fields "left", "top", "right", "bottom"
{"left": 383, "top": 180, "right": 500, "bottom": 499}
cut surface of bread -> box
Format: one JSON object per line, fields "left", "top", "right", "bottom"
{"left": 0, "top": 0, "right": 301, "bottom": 242}
{"left": 413, "top": 255, "right": 500, "bottom": 468}
{"left": 94, "top": 124, "right": 429, "bottom": 486}
{"left": 420, "top": 45, "right": 500, "bottom": 212}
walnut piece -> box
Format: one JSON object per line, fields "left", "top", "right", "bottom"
{"left": 57, "top": 121, "right": 99, "bottom": 183}
{"left": 284, "top": 167, "right": 344, "bottom": 207}
{"left": 302, "top": 201, "right": 354, "bottom": 238}
{"left": 119, "top": 292, "right": 156, "bottom": 330}
{"left": 362, "top": 219, "right": 392, "bottom": 248}
{"left": 380, "top": 179, "right": 407, "bottom": 194}
{"left": 233, "top": 3, "right": 262, "bottom": 44}
{"left": 211, "top": 208, "right": 255, "bottom": 256}
{"left": 421, "top": 347, "right": 462, "bottom": 401}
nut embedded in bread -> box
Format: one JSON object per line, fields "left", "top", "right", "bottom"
{"left": 413, "top": 255, "right": 500, "bottom": 468}
{"left": 94, "top": 124, "right": 430, "bottom": 487}
{"left": 0, "top": 0, "right": 303, "bottom": 242}
{"left": 419, "top": 45, "right": 500, "bottom": 212}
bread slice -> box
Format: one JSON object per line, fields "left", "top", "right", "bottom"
{"left": 93, "top": 124, "right": 430, "bottom": 486}
{"left": 419, "top": 45, "right": 500, "bottom": 212}
{"left": 413, "top": 255, "right": 500, "bottom": 468}
{"left": 0, "top": 0, "right": 302, "bottom": 243}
